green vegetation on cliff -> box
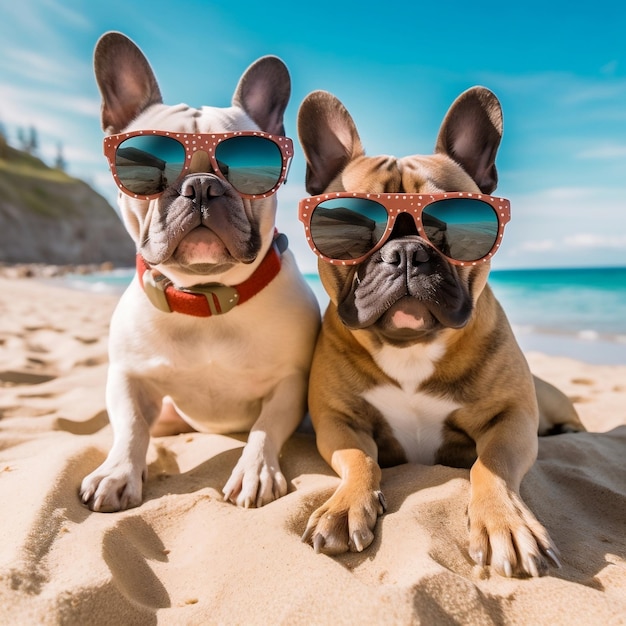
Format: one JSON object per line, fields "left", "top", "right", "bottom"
{"left": 0, "top": 142, "right": 135, "bottom": 266}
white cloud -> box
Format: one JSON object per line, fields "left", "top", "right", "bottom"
{"left": 577, "top": 143, "right": 626, "bottom": 159}
{"left": 494, "top": 183, "right": 626, "bottom": 268}
{"left": 537, "top": 187, "right": 596, "bottom": 201}
{"left": 564, "top": 233, "right": 626, "bottom": 249}
{"left": 518, "top": 240, "right": 557, "bottom": 252}
{"left": 483, "top": 69, "right": 626, "bottom": 105}
{"left": 0, "top": 84, "right": 99, "bottom": 137}
{"left": 601, "top": 60, "right": 619, "bottom": 76}
{"left": 3, "top": 0, "right": 92, "bottom": 40}
{"left": 62, "top": 142, "right": 104, "bottom": 164}
{"left": 512, "top": 232, "right": 626, "bottom": 255}
{"left": 0, "top": 47, "right": 90, "bottom": 87}
{"left": 508, "top": 186, "right": 626, "bottom": 221}
{"left": 41, "top": 0, "right": 92, "bottom": 30}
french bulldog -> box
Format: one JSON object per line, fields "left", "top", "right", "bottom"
{"left": 297, "top": 88, "right": 584, "bottom": 577}
{"left": 80, "top": 32, "right": 319, "bottom": 512}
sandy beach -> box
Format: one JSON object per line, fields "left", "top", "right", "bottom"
{"left": 0, "top": 275, "right": 625, "bottom": 625}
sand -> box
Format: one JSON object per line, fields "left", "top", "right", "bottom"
{"left": 0, "top": 276, "right": 624, "bottom": 625}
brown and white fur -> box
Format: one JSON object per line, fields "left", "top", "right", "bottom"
{"left": 298, "top": 88, "right": 583, "bottom": 577}
{"left": 79, "top": 32, "right": 320, "bottom": 512}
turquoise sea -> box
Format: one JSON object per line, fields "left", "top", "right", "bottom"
{"left": 62, "top": 265, "right": 626, "bottom": 365}
{"left": 485, "top": 267, "right": 626, "bottom": 365}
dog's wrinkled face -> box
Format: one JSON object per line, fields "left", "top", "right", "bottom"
{"left": 298, "top": 88, "right": 503, "bottom": 344}
{"left": 95, "top": 33, "right": 291, "bottom": 286}
{"left": 120, "top": 106, "right": 269, "bottom": 279}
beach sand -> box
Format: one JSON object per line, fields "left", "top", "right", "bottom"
{"left": 0, "top": 276, "right": 624, "bottom": 625}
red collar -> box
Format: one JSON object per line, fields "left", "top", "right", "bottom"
{"left": 137, "top": 235, "right": 286, "bottom": 317}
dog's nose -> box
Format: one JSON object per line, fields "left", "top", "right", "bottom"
{"left": 380, "top": 239, "right": 432, "bottom": 267}
{"left": 179, "top": 174, "right": 228, "bottom": 202}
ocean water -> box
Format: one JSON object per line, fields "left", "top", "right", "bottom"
{"left": 489, "top": 267, "right": 626, "bottom": 340}
{"left": 489, "top": 267, "right": 626, "bottom": 365}
{"left": 62, "top": 265, "right": 626, "bottom": 365}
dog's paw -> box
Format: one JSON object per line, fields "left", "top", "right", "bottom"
{"left": 80, "top": 461, "right": 145, "bottom": 512}
{"left": 302, "top": 486, "right": 387, "bottom": 555}
{"left": 222, "top": 436, "right": 287, "bottom": 508}
{"left": 468, "top": 489, "right": 561, "bottom": 578}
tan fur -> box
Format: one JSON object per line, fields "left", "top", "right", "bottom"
{"left": 298, "top": 88, "right": 584, "bottom": 577}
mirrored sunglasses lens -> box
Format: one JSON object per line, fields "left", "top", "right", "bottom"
{"left": 423, "top": 198, "right": 499, "bottom": 261}
{"left": 310, "top": 197, "right": 388, "bottom": 260}
{"left": 215, "top": 136, "right": 283, "bottom": 195}
{"left": 115, "top": 135, "right": 185, "bottom": 195}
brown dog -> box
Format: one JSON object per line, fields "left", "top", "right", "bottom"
{"left": 297, "top": 88, "right": 584, "bottom": 577}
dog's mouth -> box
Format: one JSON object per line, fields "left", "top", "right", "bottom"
{"left": 380, "top": 297, "right": 434, "bottom": 330}
{"left": 336, "top": 238, "right": 474, "bottom": 339}
{"left": 138, "top": 177, "right": 261, "bottom": 272}
{"left": 357, "top": 294, "right": 449, "bottom": 340}
{"left": 169, "top": 226, "right": 245, "bottom": 275}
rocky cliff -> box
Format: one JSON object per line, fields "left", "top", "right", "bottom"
{"left": 0, "top": 144, "right": 135, "bottom": 266}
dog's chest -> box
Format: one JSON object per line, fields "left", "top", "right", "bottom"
{"left": 362, "top": 342, "right": 461, "bottom": 465}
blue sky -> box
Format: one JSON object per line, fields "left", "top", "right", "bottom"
{"left": 1, "top": 0, "right": 625, "bottom": 272}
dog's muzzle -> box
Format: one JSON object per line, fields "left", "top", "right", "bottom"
{"left": 139, "top": 173, "right": 260, "bottom": 266}
{"left": 337, "top": 237, "right": 474, "bottom": 333}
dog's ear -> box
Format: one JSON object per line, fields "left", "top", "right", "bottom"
{"left": 435, "top": 87, "right": 503, "bottom": 194}
{"left": 297, "top": 91, "right": 364, "bottom": 196}
{"left": 233, "top": 56, "right": 290, "bottom": 136}
{"left": 94, "top": 32, "right": 162, "bottom": 134}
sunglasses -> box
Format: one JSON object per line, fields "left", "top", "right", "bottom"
{"left": 103, "top": 130, "right": 293, "bottom": 200}
{"left": 298, "top": 192, "right": 511, "bottom": 267}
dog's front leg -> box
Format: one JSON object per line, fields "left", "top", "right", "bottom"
{"left": 468, "top": 413, "right": 561, "bottom": 577}
{"left": 302, "top": 425, "right": 387, "bottom": 555}
{"left": 222, "top": 371, "right": 307, "bottom": 508}
{"left": 80, "top": 367, "right": 162, "bottom": 512}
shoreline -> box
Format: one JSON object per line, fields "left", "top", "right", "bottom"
{"left": 35, "top": 271, "right": 626, "bottom": 367}
{"left": 3, "top": 263, "right": 625, "bottom": 366}
{"left": 0, "top": 261, "right": 120, "bottom": 280}
{"left": 513, "top": 325, "right": 626, "bottom": 366}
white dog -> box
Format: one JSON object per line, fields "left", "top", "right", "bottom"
{"left": 80, "top": 32, "right": 320, "bottom": 512}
